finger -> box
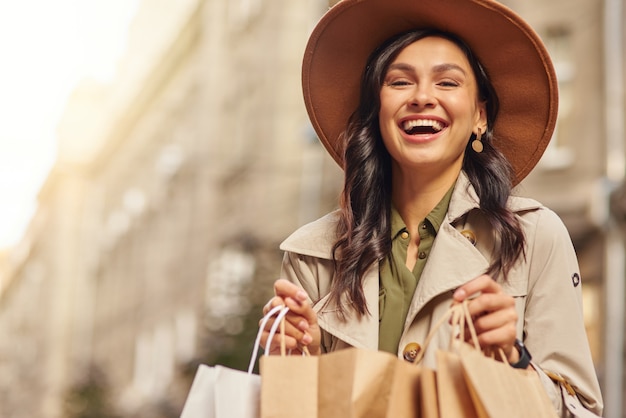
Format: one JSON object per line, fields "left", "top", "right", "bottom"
{"left": 259, "top": 314, "right": 312, "bottom": 347}
{"left": 274, "top": 278, "right": 302, "bottom": 297}
{"left": 261, "top": 319, "right": 313, "bottom": 351}
{"left": 265, "top": 279, "right": 310, "bottom": 313}
{"left": 466, "top": 292, "right": 515, "bottom": 318}
{"left": 465, "top": 298, "right": 517, "bottom": 358}
{"left": 460, "top": 314, "right": 515, "bottom": 351}
{"left": 284, "top": 296, "right": 318, "bottom": 328}
{"left": 260, "top": 315, "right": 305, "bottom": 339}
{"left": 280, "top": 310, "right": 313, "bottom": 335}
{"left": 472, "top": 308, "right": 517, "bottom": 336}
{"left": 262, "top": 296, "right": 286, "bottom": 315}
{"left": 264, "top": 280, "right": 320, "bottom": 353}
{"left": 473, "top": 325, "right": 517, "bottom": 353}
{"left": 453, "top": 274, "right": 501, "bottom": 302}
{"left": 274, "top": 279, "right": 309, "bottom": 304}
{"left": 259, "top": 329, "right": 301, "bottom": 352}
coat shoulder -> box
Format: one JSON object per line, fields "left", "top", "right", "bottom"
{"left": 509, "top": 196, "right": 569, "bottom": 236}
{"left": 279, "top": 211, "right": 340, "bottom": 259}
{"left": 507, "top": 194, "right": 544, "bottom": 213}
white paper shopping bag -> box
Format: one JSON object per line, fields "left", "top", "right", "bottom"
{"left": 180, "top": 305, "right": 287, "bottom": 418}
{"left": 180, "top": 364, "right": 217, "bottom": 417}
{"left": 180, "top": 364, "right": 261, "bottom": 418}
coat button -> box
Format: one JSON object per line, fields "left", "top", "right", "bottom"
{"left": 402, "top": 342, "right": 421, "bottom": 362}
{"left": 461, "top": 230, "right": 477, "bottom": 245}
{"left": 400, "top": 231, "right": 409, "bottom": 240}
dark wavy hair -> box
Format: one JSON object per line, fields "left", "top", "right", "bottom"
{"left": 329, "top": 29, "right": 526, "bottom": 317}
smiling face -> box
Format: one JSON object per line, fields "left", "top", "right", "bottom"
{"left": 378, "top": 36, "right": 487, "bottom": 184}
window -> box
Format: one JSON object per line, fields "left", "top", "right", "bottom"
{"left": 538, "top": 26, "right": 575, "bottom": 170}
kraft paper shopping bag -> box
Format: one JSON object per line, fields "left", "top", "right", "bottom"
{"left": 261, "top": 308, "right": 406, "bottom": 418}
{"left": 385, "top": 358, "right": 422, "bottom": 417}
{"left": 260, "top": 306, "right": 318, "bottom": 418}
{"left": 436, "top": 349, "right": 480, "bottom": 418}
{"left": 418, "top": 367, "right": 440, "bottom": 418}
{"left": 260, "top": 354, "right": 318, "bottom": 418}
{"left": 451, "top": 302, "right": 558, "bottom": 418}
{"left": 318, "top": 348, "right": 397, "bottom": 418}
{"left": 457, "top": 341, "right": 558, "bottom": 418}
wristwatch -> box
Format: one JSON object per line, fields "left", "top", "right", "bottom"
{"left": 511, "top": 339, "right": 532, "bottom": 369}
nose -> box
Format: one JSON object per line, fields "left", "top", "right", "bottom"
{"left": 408, "top": 84, "right": 436, "bottom": 108}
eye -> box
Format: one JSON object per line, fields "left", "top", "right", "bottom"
{"left": 384, "top": 78, "right": 414, "bottom": 88}
{"left": 437, "top": 79, "right": 460, "bottom": 88}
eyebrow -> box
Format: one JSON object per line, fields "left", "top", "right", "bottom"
{"left": 386, "top": 62, "right": 468, "bottom": 76}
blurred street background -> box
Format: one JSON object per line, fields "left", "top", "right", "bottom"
{"left": 0, "top": 0, "right": 623, "bottom": 416}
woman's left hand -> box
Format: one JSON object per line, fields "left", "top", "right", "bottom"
{"left": 452, "top": 274, "right": 520, "bottom": 364}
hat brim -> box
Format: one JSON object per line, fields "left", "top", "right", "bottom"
{"left": 302, "top": 0, "right": 558, "bottom": 185}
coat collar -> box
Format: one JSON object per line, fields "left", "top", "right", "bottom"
{"left": 280, "top": 172, "right": 542, "bottom": 259}
{"left": 279, "top": 172, "right": 543, "bottom": 350}
{"left": 447, "top": 171, "right": 542, "bottom": 221}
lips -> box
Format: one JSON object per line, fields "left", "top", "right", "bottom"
{"left": 401, "top": 118, "right": 446, "bottom": 135}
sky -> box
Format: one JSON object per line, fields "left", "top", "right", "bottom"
{"left": 0, "top": 0, "right": 138, "bottom": 249}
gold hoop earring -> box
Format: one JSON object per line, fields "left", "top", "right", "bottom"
{"left": 471, "top": 128, "right": 483, "bottom": 153}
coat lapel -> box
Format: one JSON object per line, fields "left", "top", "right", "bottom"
{"left": 402, "top": 172, "right": 543, "bottom": 328}
{"left": 403, "top": 174, "right": 487, "bottom": 324}
{"left": 315, "top": 264, "right": 379, "bottom": 350}
{"left": 404, "top": 222, "right": 489, "bottom": 327}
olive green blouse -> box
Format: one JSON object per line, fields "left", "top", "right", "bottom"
{"left": 378, "top": 187, "right": 454, "bottom": 354}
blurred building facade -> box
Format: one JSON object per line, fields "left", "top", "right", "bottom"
{"left": 0, "top": 0, "right": 623, "bottom": 417}
{"left": 0, "top": 0, "right": 341, "bottom": 416}
{"left": 507, "top": 0, "right": 608, "bottom": 363}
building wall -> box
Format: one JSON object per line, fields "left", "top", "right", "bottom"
{"left": 504, "top": 0, "right": 607, "bottom": 370}
{"left": 0, "top": 0, "right": 340, "bottom": 416}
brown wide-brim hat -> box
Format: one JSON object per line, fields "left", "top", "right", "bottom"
{"left": 302, "top": 0, "right": 558, "bottom": 185}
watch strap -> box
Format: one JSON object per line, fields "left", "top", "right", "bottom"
{"left": 511, "top": 338, "right": 532, "bottom": 369}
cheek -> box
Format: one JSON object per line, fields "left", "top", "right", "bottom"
{"left": 378, "top": 98, "right": 395, "bottom": 133}
{"left": 448, "top": 95, "right": 471, "bottom": 111}
{"left": 378, "top": 118, "right": 393, "bottom": 147}
{"left": 379, "top": 93, "right": 404, "bottom": 125}
{"left": 378, "top": 108, "right": 400, "bottom": 144}
{"left": 379, "top": 89, "right": 404, "bottom": 113}
{"left": 448, "top": 96, "right": 482, "bottom": 127}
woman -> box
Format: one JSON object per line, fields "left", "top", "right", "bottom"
{"left": 261, "top": 0, "right": 603, "bottom": 415}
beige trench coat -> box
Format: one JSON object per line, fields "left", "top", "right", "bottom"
{"left": 279, "top": 173, "right": 603, "bottom": 416}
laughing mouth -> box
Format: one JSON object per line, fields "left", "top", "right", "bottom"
{"left": 402, "top": 119, "right": 445, "bottom": 135}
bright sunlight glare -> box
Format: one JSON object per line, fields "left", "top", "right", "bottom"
{"left": 0, "top": 0, "right": 138, "bottom": 249}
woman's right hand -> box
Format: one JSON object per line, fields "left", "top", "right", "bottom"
{"left": 260, "top": 279, "right": 321, "bottom": 355}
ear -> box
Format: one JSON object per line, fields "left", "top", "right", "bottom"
{"left": 475, "top": 101, "right": 488, "bottom": 133}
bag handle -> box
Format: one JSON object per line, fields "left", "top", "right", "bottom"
{"left": 413, "top": 300, "right": 479, "bottom": 364}
{"left": 458, "top": 301, "right": 518, "bottom": 364}
{"left": 458, "top": 299, "right": 481, "bottom": 349}
{"left": 413, "top": 302, "right": 462, "bottom": 364}
{"left": 265, "top": 306, "right": 291, "bottom": 355}
{"left": 248, "top": 305, "right": 288, "bottom": 373}
{"left": 263, "top": 306, "right": 311, "bottom": 357}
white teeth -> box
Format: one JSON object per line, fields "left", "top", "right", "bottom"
{"left": 402, "top": 119, "right": 444, "bottom": 132}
